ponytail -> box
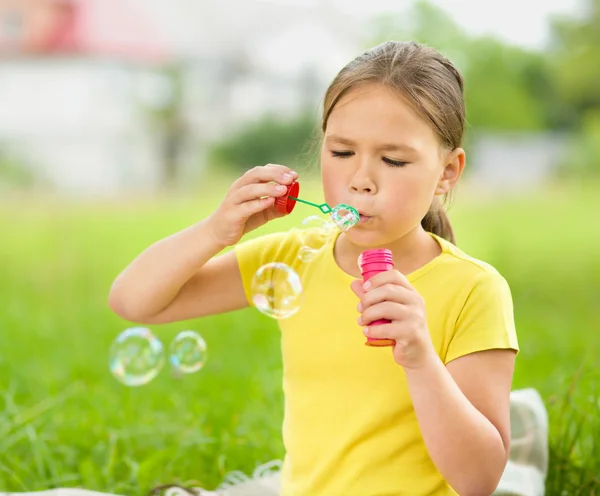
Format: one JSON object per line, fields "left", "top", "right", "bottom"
{"left": 421, "top": 198, "right": 456, "bottom": 245}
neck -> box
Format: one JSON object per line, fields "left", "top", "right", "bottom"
{"left": 334, "top": 226, "right": 442, "bottom": 278}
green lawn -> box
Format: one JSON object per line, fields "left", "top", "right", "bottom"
{"left": 1, "top": 180, "right": 599, "bottom": 494}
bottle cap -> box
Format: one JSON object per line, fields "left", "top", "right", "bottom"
{"left": 358, "top": 249, "right": 394, "bottom": 272}
{"left": 274, "top": 180, "right": 300, "bottom": 214}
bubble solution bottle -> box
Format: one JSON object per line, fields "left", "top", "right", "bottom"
{"left": 358, "top": 249, "right": 396, "bottom": 347}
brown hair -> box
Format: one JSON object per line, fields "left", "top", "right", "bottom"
{"left": 321, "top": 41, "right": 465, "bottom": 245}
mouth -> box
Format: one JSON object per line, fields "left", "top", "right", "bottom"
{"left": 358, "top": 213, "right": 373, "bottom": 224}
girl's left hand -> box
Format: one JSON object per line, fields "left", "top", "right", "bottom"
{"left": 350, "top": 270, "right": 437, "bottom": 369}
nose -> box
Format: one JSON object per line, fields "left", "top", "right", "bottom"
{"left": 349, "top": 162, "right": 377, "bottom": 194}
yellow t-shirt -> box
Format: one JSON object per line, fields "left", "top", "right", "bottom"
{"left": 235, "top": 228, "right": 519, "bottom": 496}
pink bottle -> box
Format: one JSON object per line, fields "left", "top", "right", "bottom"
{"left": 358, "top": 249, "right": 396, "bottom": 347}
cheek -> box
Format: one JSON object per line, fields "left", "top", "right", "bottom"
{"left": 384, "top": 170, "right": 438, "bottom": 216}
{"left": 404, "top": 163, "right": 440, "bottom": 196}
{"left": 321, "top": 159, "right": 345, "bottom": 201}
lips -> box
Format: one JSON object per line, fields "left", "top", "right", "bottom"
{"left": 358, "top": 214, "right": 373, "bottom": 224}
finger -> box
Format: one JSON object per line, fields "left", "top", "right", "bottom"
{"left": 232, "top": 182, "right": 288, "bottom": 205}
{"left": 265, "top": 163, "right": 299, "bottom": 176}
{"left": 359, "top": 301, "right": 406, "bottom": 326}
{"left": 239, "top": 196, "right": 276, "bottom": 217}
{"left": 363, "top": 269, "right": 413, "bottom": 292}
{"left": 359, "top": 283, "right": 414, "bottom": 311}
{"left": 362, "top": 322, "right": 398, "bottom": 340}
{"left": 350, "top": 279, "right": 365, "bottom": 298}
{"left": 234, "top": 165, "right": 298, "bottom": 189}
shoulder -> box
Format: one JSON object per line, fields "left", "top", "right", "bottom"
{"left": 434, "top": 233, "right": 505, "bottom": 277}
{"left": 434, "top": 234, "right": 500, "bottom": 275}
{"left": 430, "top": 233, "right": 512, "bottom": 301}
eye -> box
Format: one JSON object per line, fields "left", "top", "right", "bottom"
{"left": 331, "top": 150, "right": 353, "bottom": 159}
{"left": 383, "top": 157, "right": 409, "bottom": 167}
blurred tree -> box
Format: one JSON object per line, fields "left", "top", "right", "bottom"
{"left": 462, "top": 38, "right": 548, "bottom": 131}
{"left": 549, "top": 0, "right": 600, "bottom": 124}
{"left": 0, "top": 150, "right": 37, "bottom": 190}
{"left": 561, "top": 110, "right": 600, "bottom": 178}
{"left": 371, "top": 1, "right": 468, "bottom": 63}
{"left": 549, "top": 0, "right": 600, "bottom": 176}
{"left": 368, "top": 1, "right": 552, "bottom": 131}
{"left": 208, "top": 112, "right": 319, "bottom": 173}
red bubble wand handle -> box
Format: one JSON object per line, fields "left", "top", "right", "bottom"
{"left": 274, "top": 179, "right": 333, "bottom": 214}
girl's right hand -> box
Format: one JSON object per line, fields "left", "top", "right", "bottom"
{"left": 206, "top": 164, "right": 298, "bottom": 247}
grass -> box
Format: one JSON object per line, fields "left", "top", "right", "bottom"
{"left": 0, "top": 178, "right": 599, "bottom": 494}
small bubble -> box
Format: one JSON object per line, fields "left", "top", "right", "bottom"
{"left": 298, "top": 215, "right": 336, "bottom": 263}
{"left": 251, "top": 263, "right": 303, "bottom": 319}
{"left": 109, "top": 327, "right": 164, "bottom": 386}
{"left": 330, "top": 204, "right": 359, "bottom": 231}
{"left": 169, "top": 330, "right": 208, "bottom": 374}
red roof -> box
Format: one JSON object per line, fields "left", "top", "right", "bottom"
{"left": 30, "top": 0, "right": 170, "bottom": 63}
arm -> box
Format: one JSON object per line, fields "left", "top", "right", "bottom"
{"left": 108, "top": 220, "right": 248, "bottom": 323}
{"left": 353, "top": 269, "right": 517, "bottom": 495}
{"left": 404, "top": 349, "right": 515, "bottom": 496}
{"left": 108, "top": 164, "right": 298, "bottom": 324}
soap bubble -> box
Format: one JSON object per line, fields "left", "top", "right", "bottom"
{"left": 169, "top": 330, "right": 208, "bottom": 374}
{"left": 330, "top": 204, "right": 360, "bottom": 231}
{"left": 109, "top": 327, "right": 164, "bottom": 386}
{"left": 251, "top": 263, "right": 303, "bottom": 319}
{"left": 298, "top": 215, "right": 336, "bottom": 263}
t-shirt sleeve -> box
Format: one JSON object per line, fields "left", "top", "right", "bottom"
{"left": 445, "top": 270, "right": 520, "bottom": 364}
{"left": 234, "top": 229, "right": 302, "bottom": 307}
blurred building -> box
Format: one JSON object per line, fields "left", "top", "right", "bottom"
{"left": 0, "top": 0, "right": 171, "bottom": 195}
{"left": 1, "top": 0, "right": 566, "bottom": 197}
{"left": 0, "top": 0, "right": 362, "bottom": 196}
{"left": 468, "top": 132, "right": 569, "bottom": 193}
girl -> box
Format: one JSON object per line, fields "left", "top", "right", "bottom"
{"left": 109, "top": 41, "right": 519, "bottom": 496}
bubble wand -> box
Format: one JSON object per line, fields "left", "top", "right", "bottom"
{"left": 274, "top": 180, "right": 360, "bottom": 231}
{"left": 286, "top": 196, "right": 333, "bottom": 214}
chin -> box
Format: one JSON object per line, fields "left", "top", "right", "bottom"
{"left": 343, "top": 229, "right": 393, "bottom": 248}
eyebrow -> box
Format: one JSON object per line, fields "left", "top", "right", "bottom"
{"left": 325, "top": 134, "right": 418, "bottom": 154}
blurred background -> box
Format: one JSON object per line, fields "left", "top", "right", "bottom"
{"left": 0, "top": 0, "right": 599, "bottom": 494}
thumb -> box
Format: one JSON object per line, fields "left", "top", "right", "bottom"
{"left": 265, "top": 203, "right": 288, "bottom": 221}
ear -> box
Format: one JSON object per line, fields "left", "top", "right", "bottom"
{"left": 435, "top": 147, "right": 465, "bottom": 196}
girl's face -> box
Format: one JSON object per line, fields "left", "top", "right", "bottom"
{"left": 321, "top": 83, "right": 463, "bottom": 248}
